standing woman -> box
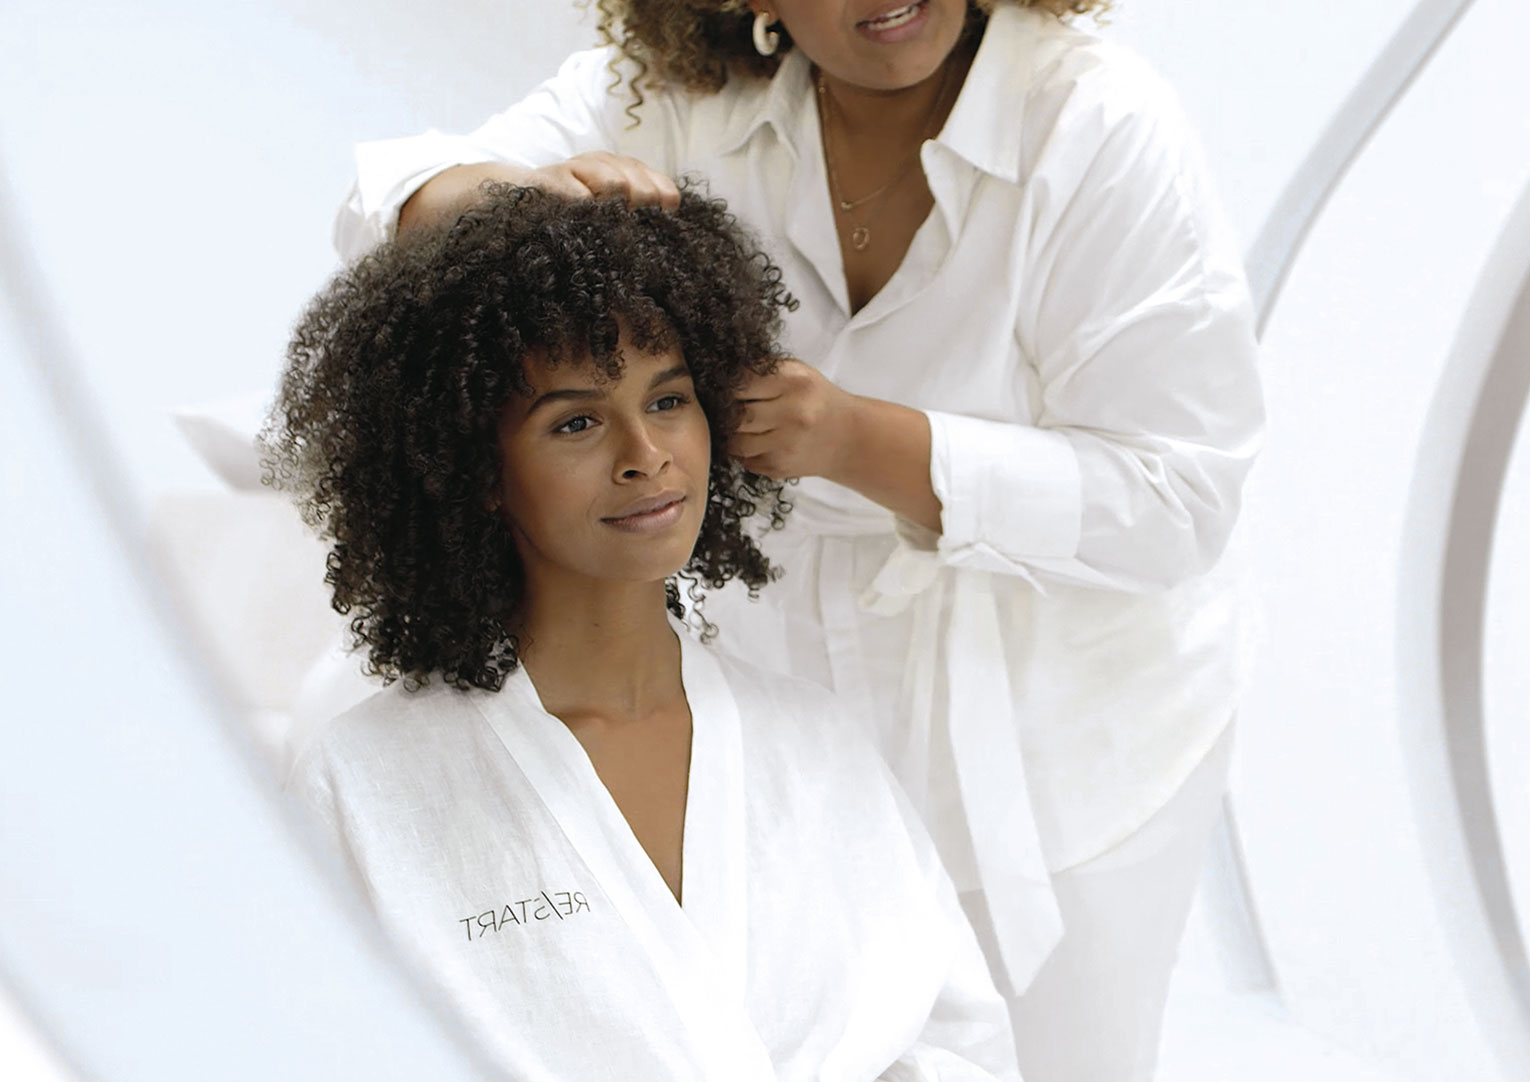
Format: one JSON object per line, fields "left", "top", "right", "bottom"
{"left": 336, "top": 3, "right": 1265, "bottom": 1080}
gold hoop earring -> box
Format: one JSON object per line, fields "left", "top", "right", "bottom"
{"left": 752, "top": 11, "right": 780, "bottom": 57}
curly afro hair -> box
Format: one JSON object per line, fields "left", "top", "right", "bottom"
{"left": 593, "top": 0, "right": 1113, "bottom": 97}
{"left": 264, "top": 185, "right": 796, "bottom": 692}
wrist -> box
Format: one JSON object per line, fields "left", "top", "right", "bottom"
{"left": 830, "top": 396, "right": 941, "bottom": 533}
{"left": 829, "top": 391, "right": 875, "bottom": 485}
{"left": 399, "top": 163, "right": 529, "bottom": 235}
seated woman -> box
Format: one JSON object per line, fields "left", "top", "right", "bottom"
{"left": 265, "top": 186, "right": 1018, "bottom": 1081}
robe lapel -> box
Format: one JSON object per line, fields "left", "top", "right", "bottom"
{"left": 474, "top": 643, "right": 773, "bottom": 1081}
{"left": 675, "top": 636, "right": 750, "bottom": 999}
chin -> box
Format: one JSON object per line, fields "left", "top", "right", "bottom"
{"left": 603, "top": 541, "right": 704, "bottom": 588}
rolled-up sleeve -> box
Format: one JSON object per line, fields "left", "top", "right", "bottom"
{"left": 924, "top": 87, "right": 1263, "bottom": 594}
{"left": 926, "top": 412, "right": 1082, "bottom": 567}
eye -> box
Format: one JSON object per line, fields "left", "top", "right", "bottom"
{"left": 553, "top": 414, "right": 596, "bottom": 435}
{"left": 649, "top": 393, "right": 690, "bottom": 413}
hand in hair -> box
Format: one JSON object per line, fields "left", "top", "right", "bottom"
{"left": 398, "top": 153, "right": 681, "bottom": 235}
{"left": 732, "top": 360, "right": 943, "bottom": 533}
{"left": 731, "top": 359, "right": 859, "bottom": 481}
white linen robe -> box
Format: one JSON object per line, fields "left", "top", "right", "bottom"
{"left": 288, "top": 631, "right": 1018, "bottom": 1081}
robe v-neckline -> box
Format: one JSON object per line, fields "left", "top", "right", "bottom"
{"left": 474, "top": 629, "right": 771, "bottom": 1079}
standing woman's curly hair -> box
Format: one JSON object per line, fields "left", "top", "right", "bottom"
{"left": 592, "top": 0, "right": 1113, "bottom": 95}
{"left": 263, "top": 185, "right": 796, "bottom": 692}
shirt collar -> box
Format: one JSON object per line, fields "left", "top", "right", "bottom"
{"left": 715, "top": 47, "right": 815, "bottom": 159}
{"left": 933, "top": 3, "right": 1052, "bottom": 184}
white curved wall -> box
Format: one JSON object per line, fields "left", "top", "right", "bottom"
{"left": 1488, "top": 413, "right": 1530, "bottom": 923}
{"left": 1229, "top": 0, "right": 1530, "bottom": 1075}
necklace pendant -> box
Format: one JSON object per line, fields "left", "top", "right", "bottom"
{"left": 850, "top": 226, "right": 871, "bottom": 251}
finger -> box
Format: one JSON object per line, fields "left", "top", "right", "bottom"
{"left": 735, "top": 374, "right": 784, "bottom": 402}
{"left": 733, "top": 404, "right": 776, "bottom": 434}
{"left": 728, "top": 432, "right": 776, "bottom": 460}
{"left": 567, "top": 159, "right": 632, "bottom": 201}
{"left": 576, "top": 154, "right": 675, "bottom": 208}
{"left": 529, "top": 167, "right": 597, "bottom": 202}
{"left": 611, "top": 155, "right": 680, "bottom": 209}
{"left": 590, "top": 174, "right": 633, "bottom": 201}
{"left": 617, "top": 160, "right": 675, "bottom": 208}
{"left": 649, "top": 170, "right": 682, "bottom": 210}
{"left": 739, "top": 454, "right": 789, "bottom": 480}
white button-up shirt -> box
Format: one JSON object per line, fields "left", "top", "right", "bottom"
{"left": 335, "top": 4, "right": 1265, "bottom": 995}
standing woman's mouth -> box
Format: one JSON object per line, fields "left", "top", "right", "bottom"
{"left": 857, "top": 0, "right": 930, "bottom": 41}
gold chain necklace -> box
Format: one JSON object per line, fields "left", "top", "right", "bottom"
{"left": 817, "top": 60, "right": 955, "bottom": 253}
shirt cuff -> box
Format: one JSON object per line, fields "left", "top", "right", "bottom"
{"left": 925, "top": 409, "right": 1082, "bottom": 566}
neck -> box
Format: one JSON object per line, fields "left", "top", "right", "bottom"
{"left": 514, "top": 576, "right": 683, "bottom": 721}
{"left": 816, "top": 38, "right": 975, "bottom": 146}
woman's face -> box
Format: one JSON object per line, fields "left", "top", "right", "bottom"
{"left": 761, "top": 0, "right": 970, "bottom": 92}
{"left": 496, "top": 335, "right": 712, "bottom": 597}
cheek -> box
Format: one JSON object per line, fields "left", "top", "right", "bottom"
{"left": 499, "top": 447, "right": 584, "bottom": 543}
{"left": 773, "top": 2, "right": 838, "bottom": 55}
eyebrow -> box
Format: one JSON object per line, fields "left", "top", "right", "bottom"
{"left": 525, "top": 363, "right": 692, "bottom": 417}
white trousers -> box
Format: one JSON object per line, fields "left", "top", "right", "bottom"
{"left": 964, "top": 727, "right": 1234, "bottom": 1082}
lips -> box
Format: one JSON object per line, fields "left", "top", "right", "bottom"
{"left": 605, "top": 491, "right": 685, "bottom": 521}
{"left": 858, "top": 0, "right": 925, "bottom": 31}
{"left": 601, "top": 491, "right": 688, "bottom": 533}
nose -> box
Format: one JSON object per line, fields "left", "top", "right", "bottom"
{"left": 613, "top": 416, "right": 671, "bottom": 482}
